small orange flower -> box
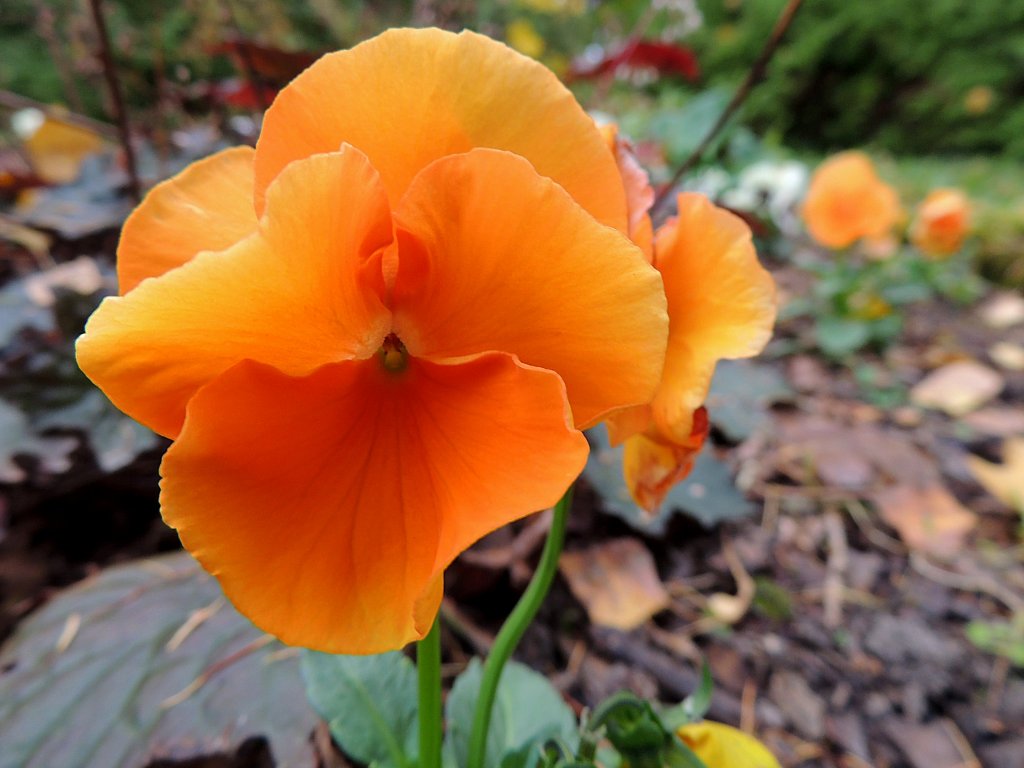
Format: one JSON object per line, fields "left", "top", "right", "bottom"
{"left": 910, "top": 188, "right": 971, "bottom": 257}
{"left": 607, "top": 191, "right": 777, "bottom": 512}
{"left": 802, "top": 151, "right": 901, "bottom": 249}
{"left": 77, "top": 29, "right": 669, "bottom": 653}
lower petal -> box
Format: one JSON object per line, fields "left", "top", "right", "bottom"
{"left": 160, "top": 352, "right": 587, "bottom": 653}
{"left": 622, "top": 408, "right": 708, "bottom": 513}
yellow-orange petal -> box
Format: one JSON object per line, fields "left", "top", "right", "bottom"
{"left": 651, "top": 193, "right": 776, "bottom": 444}
{"left": 160, "top": 352, "right": 588, "bottom": 653}
{"left": 118, "top": 147, "right": 258, "bottom": 294}
{"left": 622, "top": 408, "right": 708, "bottom": 512}
{"left": 77, "top": 147, "right": 393, "bottom": 438}
{"left": 390, "top": 149, "right": 668, "bottom": 428}
{"left": 600, "top": 123, "right": 655, "bottom": 261}
{"left": 801, "top": 151, "right": 901, "bottom": 248}
{"left": 677, "top": 721, "right": 782, "bottom": 768}
{"left": 254, "top": 28, "right": 627, "bottom": 232}
{"left": 910, "top": 188, "right": 970, "bottom": 257}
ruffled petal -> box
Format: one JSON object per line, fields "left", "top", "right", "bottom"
{"left": 390, "top": 149, "right": 668, "bottom": 428}
{"left": 77, "top": 147, "right": 393, "bottom": 438}
{"left": 649, "top": 193, "right": 776, "bottom": 444}
{"left": 160, "top": 352, "right": 588, "bottom": 653}
{"left": 600, "top": 123, "right": 654, "bottom": 261}
{"left": 622, "top": 408, "right": 708, "bottom": 512}
{"left": 118, "top": 147, "right": 258, "bottom": 294}
{"left": 254, "top": 28, "right": 627, "bottom": 232}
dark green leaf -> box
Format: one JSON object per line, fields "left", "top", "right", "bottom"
{"left": 815, "top": 316, "right": 872, "bottom": 358}
{"left": 301, "top": 650, "right": 418, "bottom": 768}
{"left": 0, "top": 553, "right": 317, "bottom": 768}
{"left": 704, "top": 360, "right": 791, "bottom": 442}
{"left": 445, "top": 659, "right": 577, "bottom": 768}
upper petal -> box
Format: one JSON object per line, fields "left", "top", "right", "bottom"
{"left": 118, "top": 147, "right": 258, "bottom": 294}
{"left": 649, "top": 193, "right": 776, "bottom": 443}
{"left": 254, "top": 28, "right": 627, "bottom": 231}
{"left": 160, "top": 352, "right": 588, "bottom": 653}
{"left": 390, "top": 149, "right": 668, "bottom": 428}
{"left": 77, "top": 147, "right": 393, "bottom": 438}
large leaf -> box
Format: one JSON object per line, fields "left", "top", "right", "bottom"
{"left": 583, "top": 429, "right": 752, "bottom": 535}
{"left": 301, "top": 650, "right": 418, "bottom": 768}
{"left": 0, "top": 552, "right": 317, "bottom": 768}
{"left": 445, "top": 659, "right": 577, "bottom": 768}
{"left": 704, "top": 360, "right": 791, "bottom": 443}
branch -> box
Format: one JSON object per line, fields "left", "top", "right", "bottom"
{"left": 650, "top": 0, "right": 804, "bottom": 219}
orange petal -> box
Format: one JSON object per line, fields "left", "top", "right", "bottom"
{"left": 651, "top": 193, "right": 776, "bottom": 443}
{"left": 622, "top": 409, "right": 708, "bottom": 512}
{"left": 390, "top": 149, "right": 668, "bottom": 428}
{"left": 118, "top": 147, "right": 258, "bottom": 294}
{"left": 160, "top": 352, "right": 588, "bottom": 653}
{"left": 77, "top": 147, "right": 393, "bottom": 438}
{"left": 600, "top": 123, "right": 655, "bottom": 261}
{"left": 801, "top": 151, "right": 901, "bottom": 248}
{"left": 254, "top": 28, "right": 627, "bottom": 232}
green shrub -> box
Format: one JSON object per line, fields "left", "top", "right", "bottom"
{"left": 691, "top": 0, "right": 1024, "bottom": 157}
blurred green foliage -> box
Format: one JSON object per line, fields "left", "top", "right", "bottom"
{"left": 691, "top": 0, "right": 1024, "bottom": 157}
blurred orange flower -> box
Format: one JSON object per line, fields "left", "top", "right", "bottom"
{"left": 607, "top": 192, "right": 777, "bottom": 512}
{"left": 77, "top": 29, "right": 669, "bottom": 653}
{"left": 910, "top": 188, "right": 971, "bottom": 257}
{"left": 802, "top": 151, "right": 901, "bottom": 248}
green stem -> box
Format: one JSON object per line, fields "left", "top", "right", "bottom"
{"left": 466, "top": 486, "right": 574, "bottom": 768}
{"left": 418, "top": 616, "right": 442, "bottom": 768}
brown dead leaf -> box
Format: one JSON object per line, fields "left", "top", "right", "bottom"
{"left": 967, "top": 437, "right": 1024, "bottom": 513}
{"left": 873, "top": 484, "right": 977, "bottom": 558}
{"left": 989, "top": 341, "right": 1024, "bottom": 371}
{"left": 910, "top": 360, "right": 1004, "bottom": 416}
{"left": 559, "top": 537, "right": 669, "bottom": 630}
{"left": 962, "top": 407, "right": 1024, "bottom": 437}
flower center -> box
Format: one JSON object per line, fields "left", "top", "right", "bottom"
{"left": 378, "top": 333, "right": 409, "bottom": 373}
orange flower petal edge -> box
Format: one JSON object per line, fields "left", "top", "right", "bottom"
{"left": 611, "top": 193, "right": 776, "bottom": 513}
{"left": 802, "top": 151, "right": 901, "bottom": 249}
{"left": 117, "top": 146, "right": 258, "bottom": 294}
{"left": 255, "top": 27, "right": 628, "bottom": 233}
{"left": 910, "top": 188, "right": 970, "bottom": 257}
{"left": 600, "top": 123, "right": 655, "bottom": 261}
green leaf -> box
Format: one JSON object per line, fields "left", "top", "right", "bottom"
{"left": 301, "top": 650, "right": 418, "bottom": 768}
{"left": 704, "top": 360, "right": 792, "bottom": 443}
{"left": 583, "top": 429, "right": 752, "bottom": 535}
{"left": 661, "top": 660, "right": 713, "bottom": 730}
{"left": 815, "top": 315, "right": 872, "bottom": 358}
{"left": 0, "top": 553, "right": 317, "bottom": 768}
{"left": 445, "top": 659, "right": 577, "bottom": 768}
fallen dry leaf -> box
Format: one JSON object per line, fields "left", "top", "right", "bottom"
{"left": 989, "top": 341, "right": 1024, "bottom": 371}
{"left": 910, "top": 360, "right": 1004, "bottom": 416}
{"left": 967, "top": 437, "right": 1024, "bottom": 513}
{"left": 978, "top": 291, "right": 1024, "bottom": 329}
{"left": 559, "top": 537, "right": 669, "bottom": 630}
{"left": 22, "top": 113, "right": 105, "bottom": 185}
{"left": 873, "top": 484, "right": 977, "bottom": 558}
{"left": 962, "top": 408, "right": 1024, "bottom": 437}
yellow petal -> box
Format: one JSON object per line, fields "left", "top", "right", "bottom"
{"left": 677, "top": 721, "right": 781, "bottom": 768}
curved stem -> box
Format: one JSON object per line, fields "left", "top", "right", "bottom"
{"left": 418, "top": 616, "right": 442, "bottom": 768}
{"left": 466, "top": 486, "right": 574, "bottom": 768}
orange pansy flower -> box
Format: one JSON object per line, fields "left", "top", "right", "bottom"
{"left": 802, "top": 151, "right": 901, "bottom": 249}
{"left": 607, "top": 192, "right": 776, "bottom": 513}
{"left": 76, "top": 29, "right": 669, "bottom": 653}
{"left": 910, "top": 188, "right": 971, "bottom": 257}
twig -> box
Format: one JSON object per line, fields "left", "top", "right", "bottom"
{"left": 0, "top": 90, "right": 118, "bottom": 141}
{"left": 650, "top": 0, "right": 804, "bottom": 218}
{"left": 86, "top": 0, "right": 141, "bottom": 201}
{"left": 823, "top": 506, "right": 848, "bottom": 628}
{"left": 909, "top": 553, "right": 1024, "bottom": 613}
{"left": 941, "top": 718, "right": 982, "bottom": 768}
